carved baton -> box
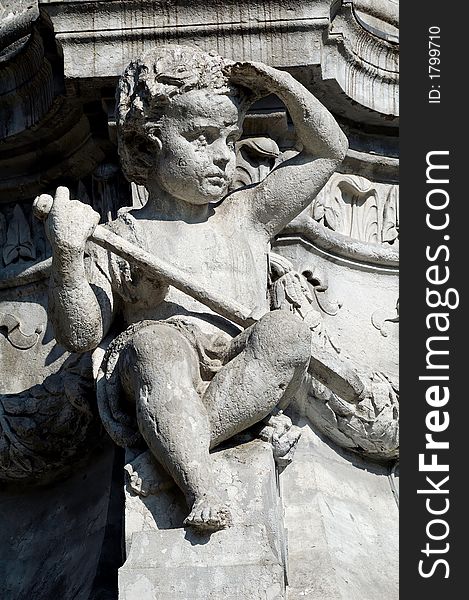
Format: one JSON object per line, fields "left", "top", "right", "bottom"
{"left": 33, "top": 194, "right": 257, "bottom": 329}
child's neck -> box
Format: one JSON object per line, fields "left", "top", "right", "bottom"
{"left": 140, "top": 183, "right": 215, "bottom": 224}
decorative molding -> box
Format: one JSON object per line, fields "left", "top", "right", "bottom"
{"left": 353, "top": 0, "right": 399, "bottom": 42}
{"left": 311, "top": 173, "right": 399, "bottom": 248}
{"left": 269, "top": 252, "right": 341, "bottom": 355}
{"left": 282, "top": 215, "right": 399, "bottom": 269}
{"left": 43, "top": 0, "right": 330, "bottom": 78}
{"left": 372, "top": 298, "right": 399, "bottom": 337}
{"left": 322, "top": 1, "right": 399, "bottom": 118}
{"left": 312, "top": 174, "right": 379, "bottom": 243}
{"left": 382, "top": 184, "right": 399, "bottom": 244}
{"left": 233, "top": 137, "right": 280, "bottom": 188}
{"left": 304, "top": 369, "right": 399, "bottom": 460}
{"left": 2, "top": 204, "right": 37, "bottom": 266}
{"left": 0, "top": 312, "right": 43, "bottom": 350}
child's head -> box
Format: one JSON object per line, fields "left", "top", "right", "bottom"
{"left": 117, "top": 45, "right": 245, "bottom": 204}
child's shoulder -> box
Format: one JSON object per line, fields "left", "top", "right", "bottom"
{"left": 106, "top": 208, "right": 142, "bottom": 244}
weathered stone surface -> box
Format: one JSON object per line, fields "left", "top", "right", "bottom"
{"left": 42, "top": 0, "right": 329, "bottom": 77}
{"left": 44, "top": 43, "right": 348, "bottom": 536}
{"left": 281, "top": 421, "right": 398, "bottom": 599}
{"left": 41, "top": 1, "right": 399, "bottom": 122}
{"left": 1, "top": 3, "right": 399, "bottom": 598}
{"left": 0, "top": 445, "right": 115, "bottom": 600}
{"left": 120, "top": 527, "right": 285, "bottom": 600}
{"left": 273, "top": 227, "right": 399, "bottom": 460}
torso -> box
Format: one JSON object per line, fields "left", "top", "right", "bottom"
{"left": 108, "top": 200, "right": 270, "bottom": 336}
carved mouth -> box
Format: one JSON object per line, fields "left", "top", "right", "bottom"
{"left": 205, "top": 175, "right": 227, "bottom": 187}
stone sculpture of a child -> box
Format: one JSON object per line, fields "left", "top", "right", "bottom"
{"left": 44, "top": 45, "right": 348, "bottom": 532}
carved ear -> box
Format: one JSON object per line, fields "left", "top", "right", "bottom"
{"left": 120, "top": 131, "right": 162, "bottom": 184}
{"left": 146, "top": 130, "right": 163, "bottom": 153}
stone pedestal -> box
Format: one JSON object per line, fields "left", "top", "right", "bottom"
{"left": 280, "top": 421, "right": 399, "bottom": 600}
{"left": 119, "top": 440, "right": 287, "bottom": 600}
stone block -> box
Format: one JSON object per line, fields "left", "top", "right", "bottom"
{"left": 281, "top": 423, "right": 398, "bottom": 600}
{"left": 120, "top": 440, "right": 287, "bottom": 599}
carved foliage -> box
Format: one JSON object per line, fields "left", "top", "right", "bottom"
{"left": 269, "top": 253, "right": 399, "bottom": 459}
{"left": 269, "top": 253, "right": 341, "bottom": 354}
{"left": 233, "top": 137, "right": 280, "bottom": 188}
{"left": 305, "top": 369, "right": 399, "bottom": 460}
{"left": 311, "top": 174, "right": 399, "bottom": 246}
{"left": 0, "top": 353, "right": 100, "bottom": 482}
{"left": 1, "top": 204, "right": 37, "bottom": 266}
{"left": 382, "top": 184, "right": 399, "bottom": 244}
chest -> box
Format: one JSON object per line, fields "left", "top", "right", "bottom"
{"left": 143, "top": 220, "right": 269, "bottom": 298}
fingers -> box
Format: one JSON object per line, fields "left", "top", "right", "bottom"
{"left": 32, "top": 194, "right": 53, "bottom": 221}
{"left": 226, "top": 61, "right": 274, "bottom": 101}
{"left": 55, "top": 186, "right": 70, "bottom": 203}
{"left": 43, "top": 186, "right": 100, "bottom": 251}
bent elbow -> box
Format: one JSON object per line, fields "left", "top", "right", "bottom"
{"left": 332, "top": 128, "right": 348, "bottom": 163}
{"left": 54, "top": 326, "right": 101, "bottom": 354}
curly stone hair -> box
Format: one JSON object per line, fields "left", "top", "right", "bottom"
{"left": 116, "top": 44, "right": 242, "bottom": 185}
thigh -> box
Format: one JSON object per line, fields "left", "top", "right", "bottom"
{"left": 203, "top": 311, "right": 311, "bottom": 446}
{"left": 118, "top": 322, "right": 202, "bottom": 398}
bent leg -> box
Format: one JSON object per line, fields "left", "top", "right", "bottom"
{"left": 203, "top": 310, "right": 311, "bottom": 448}
{"left": 118, "top": 323, "right": 230, "bottom": 531}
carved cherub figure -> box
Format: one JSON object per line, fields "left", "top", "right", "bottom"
{"left": 44, "top": 45, "right": 347, "bottom": 532}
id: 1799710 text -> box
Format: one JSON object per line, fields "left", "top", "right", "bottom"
{"left": 428, "top": 26, "right": 441, "bottom": 104}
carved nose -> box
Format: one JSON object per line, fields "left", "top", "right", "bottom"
{"left": 212, "top": 142, "right": 232, "bottom": 170}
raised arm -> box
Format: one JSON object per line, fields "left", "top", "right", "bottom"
{"left": 229, "top": 62, "right": 348, "bottom": 238}
{"left": 43, "top": 187, "right": 115, "bottom": 353}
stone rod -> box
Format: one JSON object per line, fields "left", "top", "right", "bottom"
{"left": 33, "top": 193, "right": 364, "bottom": 405}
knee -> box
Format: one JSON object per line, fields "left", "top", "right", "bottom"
{"left": 127, "top": 324, "right": 193, "bottom": 361}
{"left": 249, "top": 310, "right": 311, "bottom": 368}
{"left": 119, "top": 324, "right": 199, "bottom": 389}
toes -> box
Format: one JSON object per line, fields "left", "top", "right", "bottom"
{"left": 202, "top": 507, "right": 211, "bottom": 523}
{"left": 184, "top": 501, "right": 231, "bottom": 532}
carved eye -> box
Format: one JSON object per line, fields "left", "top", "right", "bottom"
{"left": 227, "top": 130, "right": 241, "bottom": 149}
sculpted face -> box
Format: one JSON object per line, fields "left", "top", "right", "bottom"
{"left": 152, "top": 90, "right": 242, "bottom": 205}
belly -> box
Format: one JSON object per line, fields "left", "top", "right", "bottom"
{"left": 122, "top": 253, "right": 269, "bottom": 336}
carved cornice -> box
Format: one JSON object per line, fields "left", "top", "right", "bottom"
{"left": 41, "top": 0, "right": 331, "bottom": 78}
{"left": 279, "top": 223, "right": 399, "bottom": 270}
{"left": 321, "top": 0, "right": 399, "bottom": 118}
{"left": 0, "top": 10, "right": 105, "bottom": 203}
{"left": 39, "top": 1, "right": 399, "bottom": 127}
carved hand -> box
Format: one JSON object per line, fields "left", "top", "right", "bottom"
{"left": 39, "top": 186, "right": 100, "bottom": 257}
{"left": 225, "top": 60, "right": 288, "bottom": 100}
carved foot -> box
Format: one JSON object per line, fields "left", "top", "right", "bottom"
{"left": 183, "top": 496, "right": 232, "bottom": 533}
{"left": 124, "top": 450, "right": 173, "bottom": 497}
{"left": 258, "top": 413, "right": 302, "bottom": 468}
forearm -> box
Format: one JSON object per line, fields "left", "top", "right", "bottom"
{"left": 49, "top": 251, "right": 106, "bottom": 353}
{"left": 229, "top": 62, "right": 349, "bottom": 236}
{"left": 264, "top": 68, "right": 348, "bottom": 161}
